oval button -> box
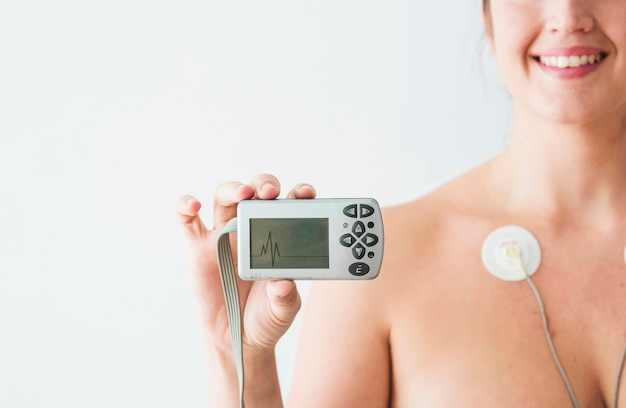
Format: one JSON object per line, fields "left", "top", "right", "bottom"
{"left": 352, "top": 221, "right": 365, "bottom": 238}
{"left": 349, "top": 262, "right": 370, "bottom": 276}
{"left": 352, "top": 244, "right": 366, "bottom": 260}
{"left": 343, "top": 204, "right": 358, "bottom": 218}
{"left": 362, "top": 233, "right": 379, "bottom": 247}
{"left": 340, "top": 234, "right": 356, "bottom": 247}
{"left": 360, "top": 204, "right": 374, "bottom": 218}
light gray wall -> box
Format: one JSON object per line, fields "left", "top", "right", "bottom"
{"left": 0, "top": 1, "right": 510, "bottom": 406}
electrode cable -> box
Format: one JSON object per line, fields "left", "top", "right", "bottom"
{"left": 504, "top": 244, "right": 579, "bottom": 408}
{"left": 216, "top": 218, "right": 246, "bottom": 408}
{"left": 504, "top": 243, "right": 626, "bottom": 408}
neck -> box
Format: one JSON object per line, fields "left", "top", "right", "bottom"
{"left": 485, "top": 110, "right": 626, "bottom": 228}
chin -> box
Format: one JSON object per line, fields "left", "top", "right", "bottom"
{"left": 548, "top": 106, "right": 625, "bottom": 127}
{"left": 527, "top": 97, "right": 616, "bottom": 127}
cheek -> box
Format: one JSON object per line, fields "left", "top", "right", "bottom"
{"left": 489, "top": 2, "right": 540, "bottom": 54}
{"left": 489, "top": 8, "right": 539, "bottom": 73}
{"left": 488, "top": 30, "right": 534, "bottom": 98}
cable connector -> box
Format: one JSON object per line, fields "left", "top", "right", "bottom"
{"left": 502, "top": 243, "right": 529, "bottom": 278}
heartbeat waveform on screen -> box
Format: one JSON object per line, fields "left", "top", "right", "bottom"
{"left": 258, "top": 231, "right": 281, "bottom": 267}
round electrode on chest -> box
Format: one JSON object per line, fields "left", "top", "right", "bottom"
{"left": 481, "top": 225, "right": 542, "bottom": 281}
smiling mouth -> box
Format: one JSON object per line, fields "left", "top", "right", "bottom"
{"left": 533, "top": 52, "right": 608, "bottom": 68}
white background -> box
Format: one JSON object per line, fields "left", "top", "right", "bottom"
{"left": 0, "top": 1, "right": 510, "bottom": 406}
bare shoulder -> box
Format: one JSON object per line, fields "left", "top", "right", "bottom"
{"left": 381, "top": 166, "right": 496, "bottom": 284}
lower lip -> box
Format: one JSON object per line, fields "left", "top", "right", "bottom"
{"left": 535, "top": 59, "right": 605, "bottom": 79}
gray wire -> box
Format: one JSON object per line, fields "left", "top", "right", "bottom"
{"left": 522, "top": 274, "right": 579, "bottom": 408}
{"left": 505, "top": 245, "right": 579, "bottom": 407}
{"left": 217, "top": 218, "right": 246, "bottom": 408}
{"left": 509, "top": 244, "right": 626, "bottom": 408}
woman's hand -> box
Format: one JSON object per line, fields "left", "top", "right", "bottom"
{"left": 176, "top": 174, "right": 316, "bottom": 355}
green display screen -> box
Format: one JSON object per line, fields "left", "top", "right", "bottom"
{"left": 250, "top": 218, "right": 329, "bottom": 269}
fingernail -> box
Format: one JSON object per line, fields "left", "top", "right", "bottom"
{"left": 261, "top": 183, "right": 277, "bottom": 193}
{"left": 299, "top": 184, "right": 315, "bottom": 194}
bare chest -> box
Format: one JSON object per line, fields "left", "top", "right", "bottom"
{"left": 386, "top": 238, "right": 626, "bottom": 407}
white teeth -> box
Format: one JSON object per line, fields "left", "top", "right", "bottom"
{"left": 538, "top": 53, "right": 603, "bottom": 68}
{"left": 569, "top": 55, "right": 581, "bottom": 67}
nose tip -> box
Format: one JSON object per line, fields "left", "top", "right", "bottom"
{"left": 548, "top": 10, "right": 594, "bottom": 34}
{"left": 543, "top": 0, "right": 595, "bottom": 34}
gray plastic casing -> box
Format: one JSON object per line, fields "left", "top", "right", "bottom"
{"left": 237, "top": 199, "right": 384, "bottom": 280}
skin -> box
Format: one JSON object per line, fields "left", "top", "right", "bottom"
{"left": 177, "top": 0, "right": 626, "bottom": 406}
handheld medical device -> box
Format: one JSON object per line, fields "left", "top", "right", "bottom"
{"left": 237, "top": 198, "right": 384, "bottom": 280}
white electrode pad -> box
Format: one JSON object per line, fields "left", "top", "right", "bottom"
{"left": 481, "top": 225, "right": 542, "bottom": 281}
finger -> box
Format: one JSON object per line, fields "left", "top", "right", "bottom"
{"left": 266, "top": 280, "right": 302, "bottom": 325}
{"left": 176, "top": 195, "right": 209, "bottom": 240}
{"left": 285, "top": 183, "right": 317, "bottom": 199}
{"left": 249, "top": 174, "right": 281, "bottom": 200}
{"left": 213, "top": 182, "right": 255, "bottom": 230}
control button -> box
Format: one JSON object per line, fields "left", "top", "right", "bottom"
{"left": 349, "top": 262, "right": 370, "bottom": 276}
{"left": 352, "top": 244, "right": 366, "bottom": 260}
{"left": 368, "top": 222, "right": 375, "bottom": 229}
{"left": 352, "top": 221, "right": 365, "bottom": 237}
{"left": 362, "top": 233, "right": 379, "bottom": 247}
{"left": 360, "top": 204, "right": 375, "bottom": 218}
{"left": 343, "top": 204, "right": 358, "bottom": 218}
{"left": 340, "top": 234, "right": 356, "bottom": 247}
{"left": 368, "top": 252, "right": 375, "bottom": 259}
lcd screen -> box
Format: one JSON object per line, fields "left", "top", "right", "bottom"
{"left": 249, "top": 218, "right": 329, "bottom": 269}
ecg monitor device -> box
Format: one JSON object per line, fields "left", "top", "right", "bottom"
{"left": 237, "top": 198, "right": 384, "bottom": 280}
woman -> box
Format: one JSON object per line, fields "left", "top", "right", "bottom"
{"left": 176, "top": 0, "right": 626, "bottom": 406}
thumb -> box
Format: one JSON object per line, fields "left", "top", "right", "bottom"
{"left": 266, "top": 280, "right": 301, "bottom": 326}
{"left": 243, "top": 281, "right": 302, "bottom": 350}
